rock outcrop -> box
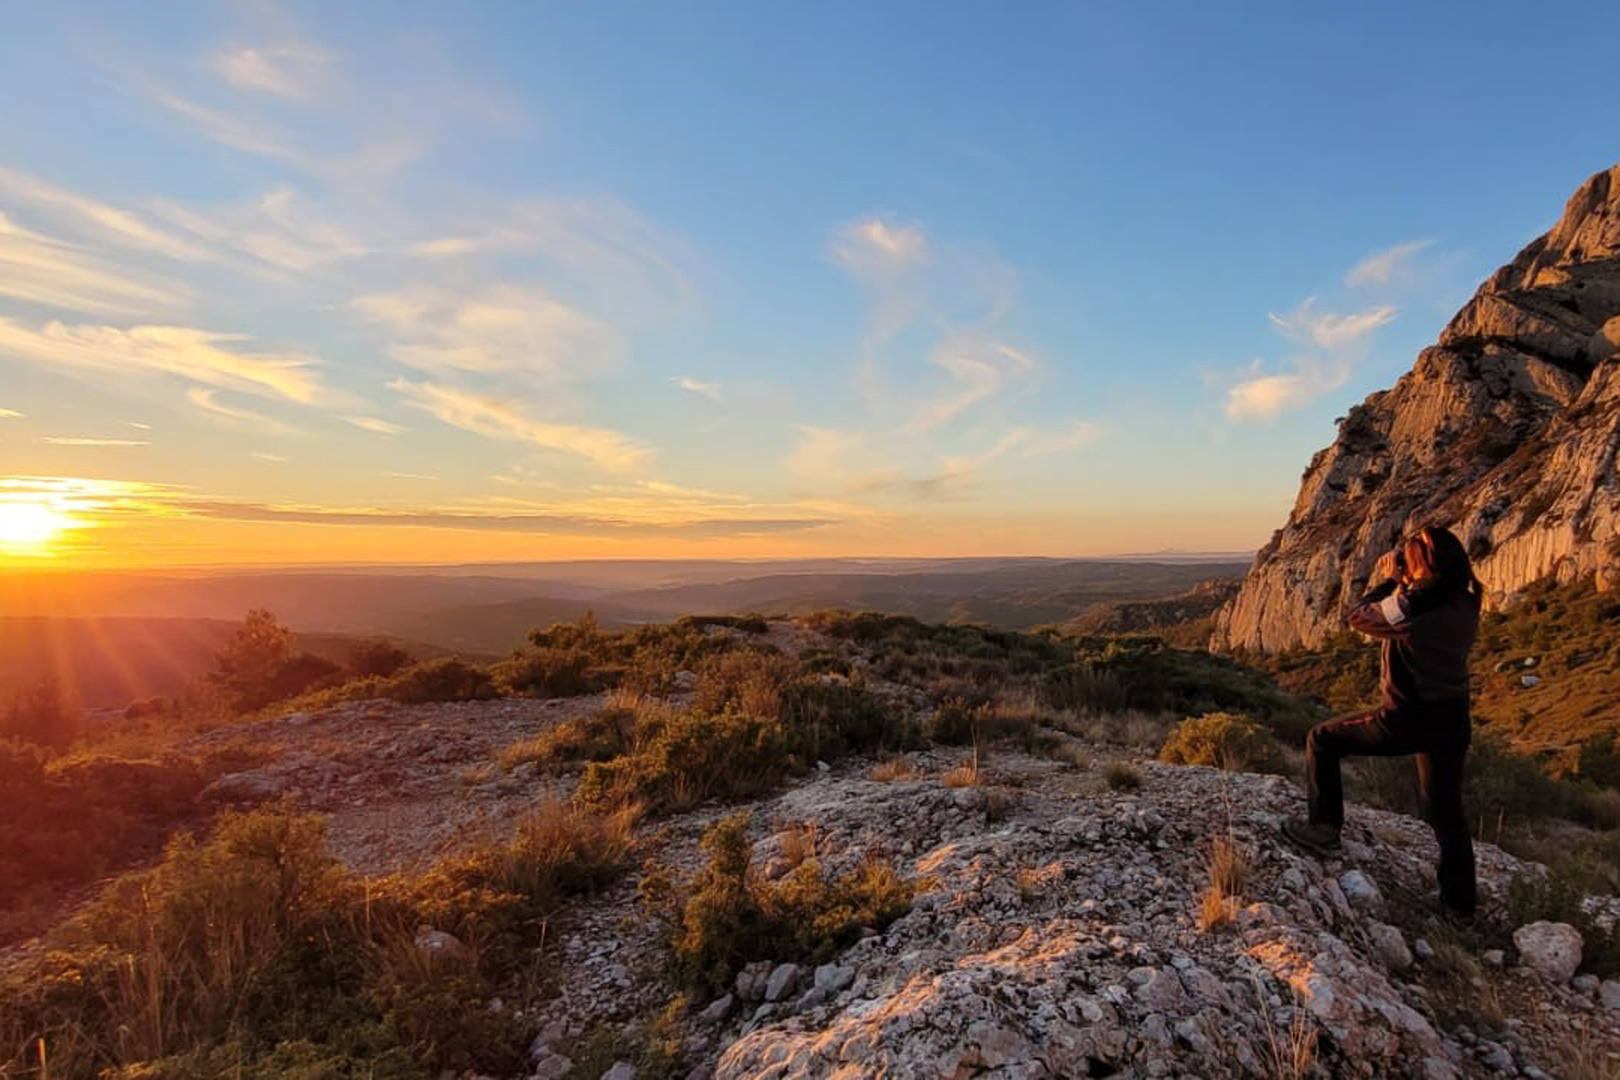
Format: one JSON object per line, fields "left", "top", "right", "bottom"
{"left": 1215, "top": 163, "right": 1620, "bottom": 652}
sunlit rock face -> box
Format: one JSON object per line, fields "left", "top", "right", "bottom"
{"left": 1215, "top": 164, "right": 1620, "bottom": 653}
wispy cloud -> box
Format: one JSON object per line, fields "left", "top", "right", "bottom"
{"left": 1267, "top": 299, "right": 1397, "bottom": 351}
{"left": 0, "top": 211, "right": 184, "bottom": 315}
{"left": 0, "top": 408, "right": 21, "bottom": 419}
{"left": 43, "top": 436, "right": 149, "bottom": 447}
{"left": 1346, "top": 239, "right": 1432, "bottom": 288}
{"left": 1226, "top": 299, "right": 1398, "bottom": 421}
{"left": 786, "top": 426, "right": 866, "bottom": 480}
{"left": 186, "top": 386, "right": 298, "bottom": 434}
{"left": 905, "top": 336, "right": 1035, "bottom": 433}
{"left": 353, "top": 284, "right": 618, "bottom": 380}
{"left": 0, "top": 318, "right": 330, "bottom": 404}
{"left": 672, "top": 376, "right": 721, "bottom": 400}
{"left": 210, "top": 42, "right": 336, "bottom": 101}
{"left": 390, "top": 378, "right": 650, "bottom": 472}
{"left": 0, "top": 165, "right": 206, "bottom": 262}
{"left": 831, "top": 216, "right": 929, "bottom": 277}
{"left": 411, "top": 197, "right": 696, "bottom": 313}
{"left": 252, "top": 451, "right": 288, "bottom": 463}
{"left": 151, "top": 186, "right": 369, "bottom": 274}
{"left": 343, "top": 415, "right": 405, "bottom": 435}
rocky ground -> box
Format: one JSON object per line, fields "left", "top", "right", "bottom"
{"left": 188, "top": 694, "right": 601, "bottom": 874}
{"left": 183, "top": 680, "right": 1620, "bottom": 1079}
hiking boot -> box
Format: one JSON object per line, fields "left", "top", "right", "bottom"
{"left": 1280, "top": 817, "right": 1342, "bottom": 857}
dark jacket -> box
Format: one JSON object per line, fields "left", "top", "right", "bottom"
{"left": 1345, "top": 577, "right": 1480, "bottom": 707}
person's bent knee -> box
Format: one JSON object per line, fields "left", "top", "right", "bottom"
{"left": 1306, "top": 722, "right": 1337, "bottom": 758}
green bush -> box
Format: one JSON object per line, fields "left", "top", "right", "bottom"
{"left": 2, "top": 674, "right": 83, "bottom": 749}
{"left": 1, "top": 751, "right": 210, "bottom": 944}
{"left": 348, "top": 639, "right": 415, "bottom": 678}
{"left": 491, "top": 647, "right": 601, "bottom": 697}
{"left": 642, "top": 812, "right": 916, "bottom": 995}
{"left": 1159, "top": 711, "right": 1284, "bottom": 773}
{"left": 778, "top": 678, "right": 914, "bottom": 763}
{"left": 380, "top": 658, "right": 497, "bottom": 704}
{"left": 579, "top": 708, "right": 789, "bottom": 814}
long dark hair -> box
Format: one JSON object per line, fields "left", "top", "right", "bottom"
{"left": 1403, "top": 524, "right": 1482, "bottom": 598}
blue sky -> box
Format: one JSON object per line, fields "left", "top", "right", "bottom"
{"left": 0, "top": 1, "right": 1616, "bottom": 565}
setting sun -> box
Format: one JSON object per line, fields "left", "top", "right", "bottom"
{"left": 0, "top": 501, "right": 71, "bottom": 553}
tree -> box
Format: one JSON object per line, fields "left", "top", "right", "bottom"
{"left": 210, "top": 609, "right": 296, "bottom": 711}
{"left": 2, "top": 675, "right": 82, "bottom": 749}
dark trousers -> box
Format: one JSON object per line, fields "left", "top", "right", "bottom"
{"left": 1305, "top": 702, "right": 1477, "bottom": 916}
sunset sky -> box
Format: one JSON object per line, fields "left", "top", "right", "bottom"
{"left": 1, "top": 1, "right": 1617, "bottom": 566}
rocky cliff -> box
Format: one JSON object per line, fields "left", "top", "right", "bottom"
{"left": 1215, "top": 164, "right": 1620, "bottom": 653}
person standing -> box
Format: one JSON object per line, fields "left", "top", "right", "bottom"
{"left": 1281, "top": 525, "right": 1483, "bottom": 918}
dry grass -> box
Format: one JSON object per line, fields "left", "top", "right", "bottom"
{"left": 1249, "top": 977, "right": 1319, "bottom": 1080}
{"left": 942, "top": 751, "right": 981, "bottom": 789}
{"left": 1103, "top": 761, "right": 1143, "bottom": 791}
{"left": 1420, "top": 940, "right": 1507, "bottom": 1031}
{"left": 1562, "top": 1023, "right": 1620, "bottom": 1080}
{"left": 1044, "top": 740, "right": 1088, "bottom": 770}
{"left": 1017, "top": 865, "right": 1044, "bottom": 903}
{"left": 1197, "top": 834, "right": 1250, "bottom": 932}
{"left": 778, "top": 822, "right": 819, "bottom": 869}
{"left": 869, "top": 758, "right": 918, "bottom": 782}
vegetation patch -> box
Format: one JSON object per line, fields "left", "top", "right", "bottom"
{"left": 1159, "top": 711, "right": 1285, "bottom": 774}
{"left": 0, "top": 802, "right": 634, "bottom": 1079}
{"left": 640, "top": 811, "right": 917, "bottom": 996}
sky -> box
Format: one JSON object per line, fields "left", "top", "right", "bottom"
{"left": 0, "top": 1, "right": 1617, "bottom": 567}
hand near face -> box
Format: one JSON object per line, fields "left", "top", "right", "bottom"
{"left": 1374, "top": 549, "right": 1402, "bottom": 583}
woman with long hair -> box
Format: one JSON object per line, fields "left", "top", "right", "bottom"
{"left": 1281, "top": 524, "right": 1484, "bottom": 918}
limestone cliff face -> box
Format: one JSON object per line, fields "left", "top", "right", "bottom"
{"left": 1215, "top": 164, "right": 1620, "bottom": 653}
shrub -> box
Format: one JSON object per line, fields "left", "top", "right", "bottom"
{"left": 0, "top": 802, "right": 635, "bottom": 1078}
{"left": 692, "top": 649, "right": 795, "bottom": 718}
{"left": 642, "top": 812, "right": 916, "bottom": 995}
{"left": 1, "top": 674, "right": 82, "bottom": 749}
{"left": 348, "top": 639, "right": 414, "bottom": 678}
{"left": 1104, "top": 762, "right": 1143, "bottom": 791}
{"left": 777, "top": 678, "right": 914, "bottom": 763}
{"left": 578, "top": 708, "right": 788, "bottom": 813}
{"left": 1159, "top": 711, "right": 1285, "bottom": 773}
{"left": 491, "top": 647, "right": 601, "bottom": 698}
{"left": 381, "top": 658, "right": 497, "bottom": 704}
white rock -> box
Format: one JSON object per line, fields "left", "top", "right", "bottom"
{"left": 700, "top": 994, "right": 735, "bottom": 1023}
{"left": 1598, "top": 980, "right": 1620, "bottom": 1011}
{"left": 1338, "top": 869, "right": 1384, "bottom": 913}
{"left": 764, "top": 962, "right": 802, "bottom": 1002}
{"left": 412, "top": 926, "right": 470, "bottom": 964}
{"left": 601, "top": 1063, "right": 636, "bottom": 1080}
{"left": 1513, "top": 921, "right": 1583, "bottom": 983}
{"left": 1368, "top": 922, "right": 1413, "bottom": 970}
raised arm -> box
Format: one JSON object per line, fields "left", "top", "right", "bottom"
{"left": 1344, "top": 549, "right": 1410, "bottom": 639}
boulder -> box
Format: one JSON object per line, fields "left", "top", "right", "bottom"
{"left": 1513, "top": 921, "right": 1583, "bottom": 982}
{"left": 1368, "top": 922, "right": 1413, "bottom": 971}
{"left": 413, "top": 926, "right": 471, "bottom": 965}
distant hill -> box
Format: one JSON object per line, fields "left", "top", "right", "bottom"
{"left": 0, "top": 558, "right": 1251, "bottom": 658}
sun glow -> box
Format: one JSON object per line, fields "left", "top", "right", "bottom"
{"left": 0, "top": 500, "right": 73, "bottom": 554}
